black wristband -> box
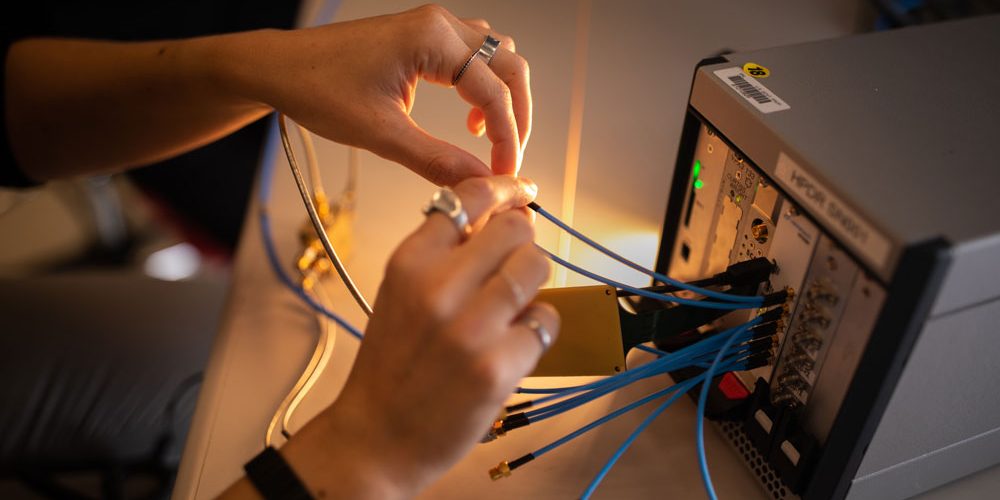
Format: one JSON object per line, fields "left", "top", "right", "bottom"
{"left": 244, "top": 446, "right": 314, "bottom": 500}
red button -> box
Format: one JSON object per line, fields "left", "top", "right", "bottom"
{"left": 719, "top": 373, "right": 751, "bottom": 400}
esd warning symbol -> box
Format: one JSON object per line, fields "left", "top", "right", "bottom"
{"left": 743, "top": 62, "right": 770, "bottom": 78}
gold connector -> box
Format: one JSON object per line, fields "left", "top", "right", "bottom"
{"left": 480, "top": 419, "right": 507, "bottom": 443}
{"left": 489, "top": 461, "right": 512, "bottom": 481}
{"left": 491, "top": 419, "right": 506, "bottom": 438}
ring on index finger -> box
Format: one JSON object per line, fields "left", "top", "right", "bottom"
{"left": 452, "top": 34, "right": 501, "bottom": 85}
{"left": 423, "top": 187, "right": 473, "bottom": 241}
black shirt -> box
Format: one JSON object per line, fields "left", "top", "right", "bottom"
{"left": 0, "top": 35, "right": 39, "bottom": 188}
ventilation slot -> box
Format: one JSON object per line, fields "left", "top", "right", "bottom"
{"left": 718, "top": 421, "right": 794, "bottom": 500}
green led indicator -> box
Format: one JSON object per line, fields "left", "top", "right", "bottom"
{"left": 693, "top": 160, "right": 704, "bottom": 189}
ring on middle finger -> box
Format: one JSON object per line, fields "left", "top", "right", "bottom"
{"left": 452, "top": 34, "right": 501, "bottom": 85}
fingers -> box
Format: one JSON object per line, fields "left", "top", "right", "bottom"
{"left": 502, "top": 302, "right": 561, "bottom": 374}
{"left": 443, "top": 210, "right": 536, "bottom": 299}
{"left": 462, "top": 243, "right": 552, "bottom": 337}
{"left": 451, "top": 22, "right": 532, "bottom": 154}
{"left": 394, "top": 7, "right": 530, "bottom": 179}
{"left": 420, "top": 175, "right": 538, "bottom": 247}
{"left": 467, "top": 108, "right": 485, "bottom": 137}
{"left": 461, "top": 21, "right": 516, "bottom": 52}
{"left": 453, "top": 62, "right": 520, "bottom": 175}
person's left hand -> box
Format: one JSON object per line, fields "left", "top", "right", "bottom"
{"left": 234, "top": 4, "right": 531, "bottom": 186}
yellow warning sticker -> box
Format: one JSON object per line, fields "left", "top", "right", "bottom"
{"left": 743, "top": 62, "right": 770, "bottom": 79}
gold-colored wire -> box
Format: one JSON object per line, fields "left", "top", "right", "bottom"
{"left": 278, "top": 113, "right": 373, "bottom": 317}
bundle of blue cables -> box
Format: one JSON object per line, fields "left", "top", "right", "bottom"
{"left": 491, "top": 319, "right": 765, "bottom": 499}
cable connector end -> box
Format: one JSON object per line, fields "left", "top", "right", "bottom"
{"left": 716, "top": 257, "right": 775, "bottom": 287}
{"left": 481, "top": 418, "right": 507, "bottom": 443}
{"left": 500, "top": 412, "right": 530, "bottom": 433}
{"left": 489, "top": 461, "right": 512, "bottom": 481}
{"left": 743, "top": 351, "right": 774, "bottom": 371}
{"left": 762, "top": 288, "right": 791, "bottom": 307}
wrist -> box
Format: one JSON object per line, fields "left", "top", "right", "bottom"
{"left": 179, "top": 29, "right": 277, "bottom": 116}
{"left": 279, "top": 406, "right": 412, "bottom": 500}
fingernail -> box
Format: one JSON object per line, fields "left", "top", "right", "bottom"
{"left": 475, "top": 122, "right": 486, "bottom": 137}
{"left": 519, "top": 177, "right": 538, "bottom": 198}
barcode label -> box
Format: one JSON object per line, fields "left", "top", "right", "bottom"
{"left": 713, "top": 67, "right": 790, "bottom": 113}
{"left": 729, "top": 74, "right": 771, "bottom": 103}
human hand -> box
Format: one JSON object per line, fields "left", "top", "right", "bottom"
{"left": 280, "top": 175, "right": 559, "bottom": 498}
{"left": 236, "top": 4, "right": 531, "bottom": 186}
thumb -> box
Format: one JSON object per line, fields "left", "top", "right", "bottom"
{"left": 373, "top": 111, "right": 491, "bottom": 187}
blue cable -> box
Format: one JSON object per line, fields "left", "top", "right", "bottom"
{"left": 533, "top": 376, "right": 703, "bottom": 459}
{"left": 257, "top": 115, "right": 363, "bottom": 340}
{"left": 531, "top": 204, "right": 762, "bottom": 305}
{"left": 519, "top": 320, "right": 759, "bottom": 417}
{"left": 515, "top": 341, "right": 703, "bottom": 397}
{"left": 524, "top": 350, "right": 705, "bottom": 420}
{"left": 524, "top": 321, "right": 759, "bottom": 421}
{"left": 696, "top": 322, "right": 751, "bottom": 500}
{"left": 259, "top": 212, "right": 364, "bottom": 339}
{"left": 580, "top": 322, "right": 754, "bottom": 499}
{"left": 540, "top": 247, "right": 758, "bottom": 310}
{"left": 579, "top": 377, "right": 704, "bottom": 500}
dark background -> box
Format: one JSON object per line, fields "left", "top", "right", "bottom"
{"left": 2, "top": 0, "right": 303, "bottom": 258}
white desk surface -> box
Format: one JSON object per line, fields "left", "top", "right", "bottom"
{"left": 172, "top": 1, "right": 996, "bottom": 499}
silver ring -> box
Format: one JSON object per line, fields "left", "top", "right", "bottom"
{"left": 499, "top": 270, "right": 526, "bottom": 307}
{"left": 525, "top": 318, "right": 552, "bottom": 352}
{"left": 477, "top": 35, "right": 501, "bottom": 65}
{"left": 423, "top": 187, "right": 472, "bottom": 240}
{"left": 452, "top": 34, "right": 501, "bottom": 85}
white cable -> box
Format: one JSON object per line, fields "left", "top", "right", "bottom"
{"left": 282, "top": 282, "right": 337, "bottom": 439}
{"left": 264, "top": 276, "right": 334, "bottom": 447}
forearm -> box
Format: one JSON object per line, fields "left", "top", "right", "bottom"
{"left": 4, "top": 32, "right": 276, "bottom": 180}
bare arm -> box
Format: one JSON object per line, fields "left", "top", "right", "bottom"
{"left": 5, "top": 34, "right": 271, "bottom": 180}
{"left": 5, "top": 5, "right": 532, "bottom": 186}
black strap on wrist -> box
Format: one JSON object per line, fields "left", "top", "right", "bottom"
{"left": 244, "top": 446, "right": 314, "bottom": 500}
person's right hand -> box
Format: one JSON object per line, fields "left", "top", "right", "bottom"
{"left": 234, "top": 4, "right": 532, "bottom": 186}
{"left": 277, "top": 175, "right": 559, "bottom": 499}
